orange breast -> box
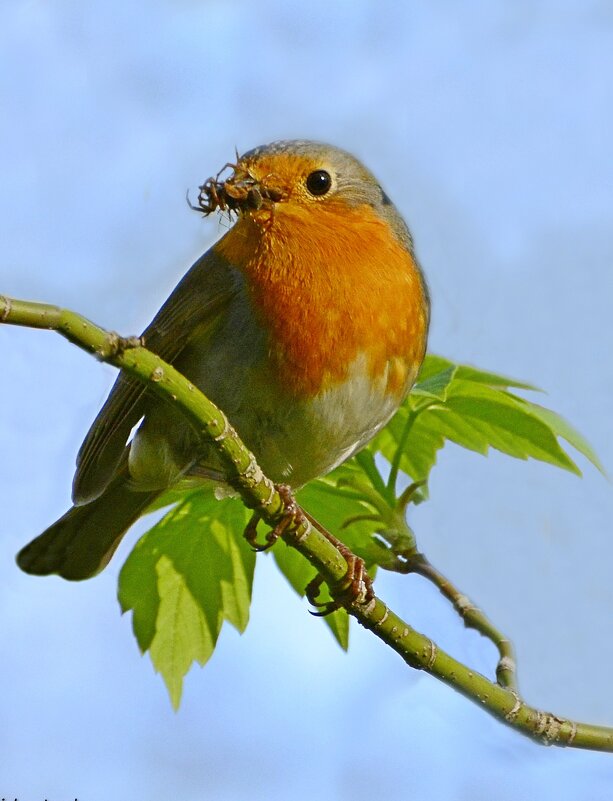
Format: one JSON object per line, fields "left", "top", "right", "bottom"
{"left": 215, "top": 200, "right": 429, "bottom": 399}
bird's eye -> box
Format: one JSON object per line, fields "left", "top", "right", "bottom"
{"left": 305, "top": 170, "right": 332, "bottom": 196}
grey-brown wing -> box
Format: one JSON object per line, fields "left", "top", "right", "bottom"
{"left": 72, "top": 248, "right": 242, "bottom": 504}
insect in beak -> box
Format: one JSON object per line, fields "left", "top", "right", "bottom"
{"left": 187, "top": 162, "right": 284, "bottom": 217}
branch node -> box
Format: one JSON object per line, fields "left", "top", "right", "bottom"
{"left": 373, "top": 604, "right": 389, "bottom": 627}
{"left": 212, "top": 415, "right": 231, "bottom": 442}
{"left": 292, "top": 520, "right": 310, "bottom": 544}
{"left": 260, "top": 481, "right": 277, "bottom": 510}
{"left": 455, "top": 593, "right": 476, "bottom": 616}
{"left": 497, "top": 655, "right": 516, "bottom": 677}
{"left": 424, "top": 639, "right": 437, "bottom": 670}
{"left": 242, "top": 457, "right": 264, "bottom": 487}
{"left": 361, "top": 596, "right": 377, "bottom": 616}
{"left": 535, "top": 711, "right": 566, "bottom": 745}
{"left": 0, "top": 295, "right": 12, "bottom": 322}
{"left": 98, "top": 331, "right": 143, "bottom": 360}
{"left": 504, "top": 690, "right": 522, "bottom": 722}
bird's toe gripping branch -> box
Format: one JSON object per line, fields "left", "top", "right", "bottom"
{"left": 305, "top": 548, "right": 374, "bottom": 617}
{"left": 299, "top": 507, "right": 375, "bottom": 616}
{"left": 243, "top": 484, "right": 306, "bottom": 552}
{"left": 242, "top": 484, "right": 375, "bottom": 616}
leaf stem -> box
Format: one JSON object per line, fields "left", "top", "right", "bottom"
{"left": 387, "top": 408, "right": 418, "bottom": 494}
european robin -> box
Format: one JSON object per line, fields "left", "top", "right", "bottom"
{"left": 17, "top": 140, "right": 430, "bottom": 580}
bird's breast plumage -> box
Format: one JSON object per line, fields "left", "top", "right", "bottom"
{"left": 214, "top": 199, "right": 429, "bottom": 401}
{"left": 194, "top": 197, "right": 430, "bottom": 486}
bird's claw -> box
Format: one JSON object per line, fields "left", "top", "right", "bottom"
{"left": 306, "top": 546, "right": 374, "bottom": 616}
{"left": 243, "top": 484, "right": 306, "bottom": 552}
{"left": 243, "top": 485, "right": 375, "bottom": 614}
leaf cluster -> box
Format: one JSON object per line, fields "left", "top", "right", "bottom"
{"left": 118, "top": 355, "right": 603, "bottom": 705}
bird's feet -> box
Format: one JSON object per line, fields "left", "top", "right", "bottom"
{"left": 243, "top": 484, "right": 306, "bottom": 552}
{"left": 304, "top": 516, "right": 375, "bottom": 615}
{"left": 243, "top": 485, "right": 375, "bottom": 614}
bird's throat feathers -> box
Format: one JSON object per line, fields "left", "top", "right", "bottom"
{"left": 214, "top": 202, "right": 429, "bottom": 398}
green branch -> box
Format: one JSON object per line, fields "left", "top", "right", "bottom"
{"left": 2, "top": 294, "right": 612, "bottom": 752}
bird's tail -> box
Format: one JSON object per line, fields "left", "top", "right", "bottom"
{"left": 17, "top": 469, "right": 160, "bottom": 581}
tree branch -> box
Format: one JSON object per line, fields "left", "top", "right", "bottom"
{"left": 2, "top": 294, "right": 612, "bottom": 752}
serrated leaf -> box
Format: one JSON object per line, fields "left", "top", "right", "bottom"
{"left": 117, "top": 530, "right": 161, "bottom": 653}
{"left": 417, "top": 354, "right": 539, "bottom": 391}
{"left": 509, "top": 399, "right": 607, "bottom": 476}
{"left": 272, "top": 539, "right": 316, "bottom": 597}
{"left": 444, "top": 380, "right": 580, "bottom": 473}
{"left": 151, "top": 554, "right": 218, "bottom": 709}
{"left": 455, "top": 365, "right": 540, "bottom": 391}
{"left": 144, "top": 486, "right": 201, "bottom": 514}
{"left": 412, "top": 366, "right": 457, "bottom": 400}
{"left": 417, "top": 354, "right": 455, "bottom": 381}
{"left": 365, "top": 356, "right": 600, "bottom": 485}
{"left": 213, "top": 514, "right": 254, "bottom": 632}
{"left": 118, "top": 490, "right": 254, "bottom": 707}
{"left": 425, "top": 406, "right": 491, "bottom": 456}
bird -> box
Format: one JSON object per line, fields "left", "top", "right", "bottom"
{"left": 17, "top": 139, "right": 430, "bottom": 580}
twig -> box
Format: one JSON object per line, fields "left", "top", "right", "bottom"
{"left": 404, "top": 553, "right": 517, "bottom": 690}
{"left": 362, "top": 498, "right": 518, "bottom": 690}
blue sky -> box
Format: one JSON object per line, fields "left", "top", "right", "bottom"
{"left": 1, "top": 2, "right": 613, "bottom": 799}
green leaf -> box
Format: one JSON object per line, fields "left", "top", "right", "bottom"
{"left": 454, "top": 365, "right": 540, "bottom": 391}
{"left": 417, "top": 354, "right": 455, "bottom": 381}
{"left": 272, "top": 539, "right": 316, "bottom": 597}
{"left": 354, "top": 449, "right": 392, "bottom": 502}
{"left": 442, "top": 380, "right": 580, "bottom": 472}
{"left": 118, "top": 490, "right": 254, "bottom": 707}
{"left": 298, "top": 480, "right": 383, "bottom": 566}
{"left": 509, "top": 399, "right": 607, "bottom": 476}
{"left": 325, "top": 607, "right": 350, "bottom": 650}
{"left": 212, "top": 499, "right": 257, "bottom": 632}
{"left": 418, "top": 354, "right": 539, "bottom": 391}
{"left": 118, "top": 351, "right": 602, "bottom": 696}
{"left": 150, "top": 554, "right": 218, "bottom": 710}
{"left": 412, "top": 366, "right": 457, "bottom": 400}
{"left": 371, "top": 408, "right": 445, "bottom": 482}
{"left": 424, "top": 406, "right": 491, "bottom": 456}
{"left": 365, "top": 357, "right": 603, "bottom": 485}
{"left": 144, "top": 486, "right": 198, "bottom": 514}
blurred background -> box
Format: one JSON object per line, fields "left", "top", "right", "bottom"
{"left": 1, "top": 1, "right": 612, "bottom": 799}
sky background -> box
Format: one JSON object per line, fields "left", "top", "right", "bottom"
{"left": 1, "top": 1, "right": 613, "bottom": 799}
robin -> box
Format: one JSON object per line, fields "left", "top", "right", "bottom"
{"left": 17, "top": 140, "right": 430, "bottom": 580}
